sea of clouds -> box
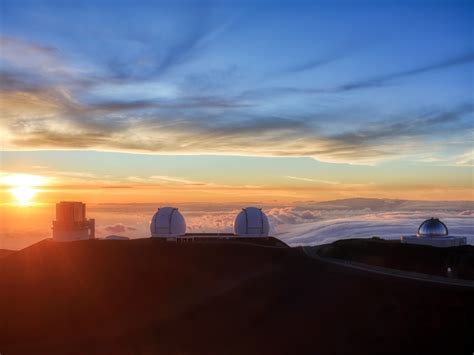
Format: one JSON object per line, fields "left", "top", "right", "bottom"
{"left": 274, "top": 210, "right": 474, "bottom": 246}
{"left": 1, "top": 199, "right": 473, "bottom": 250}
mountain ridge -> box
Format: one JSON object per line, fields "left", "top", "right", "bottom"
{"left": 0, "top": 238, "right": 472, "bottom": 354}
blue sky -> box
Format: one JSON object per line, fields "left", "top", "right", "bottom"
{"left": 0, "top": 0, "right": 473, "bottom": 202}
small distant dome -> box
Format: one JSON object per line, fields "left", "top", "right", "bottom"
{"left": 234, "top": 207, "right": 270, "bottom": 237}
{"left": 150, "top": 207, "right": 186, "bottom": 237}
{"left": 417, "top": 218, "right": 449, "bottom": 237}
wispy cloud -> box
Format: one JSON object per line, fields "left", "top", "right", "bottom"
{"left": 2, "top": 98, "right": 472, "bottom": 165}
{"left": 241, "top": 52, "right": 474, "bottom": 99}
{"left": 150, "top": 175, "right": 205, "bottom": 185}
{"left": 103, "top": 2, "right": 231, "bottom": 81}
{"left": 329, "top": 103, "right": 473, "bottom": 146}
{"left": 455, "top": 149, "right": 474, "bottom": 167}
{"left": 0, "top": 36, "right": 65, "bottom": 73}
{"left": 127, "top": 175, "right": 262, "bottom": 190}
{"left": 335, "top": 52, "right": 474, "bottom": 92}
{"left": 285, "top": 176, "right": 339, "bottom": 185}
{"left": 1, "top": 26, "right": 473, "bottom": 166}
{"left": 285, "top": 176, "right": 318, "bottom": 183}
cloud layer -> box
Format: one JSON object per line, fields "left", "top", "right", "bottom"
{"left": 2, "top": 199, "right": 472, "bottom": 249}
{"left": 276, "top": 211, "right": 474, "bottom": 246}
{"left": 1, "top": 24, "right": 473, "bottom": 165}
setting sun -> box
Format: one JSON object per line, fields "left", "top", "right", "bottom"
{"left": 10, "top": 186, "right": 36, "bottom": 204}
{"left": 1, "top": 174, "right": 48, "bottom": 205}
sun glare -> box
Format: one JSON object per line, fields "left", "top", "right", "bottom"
{"left": 1, "top": 174, "right": 48, "bottom": 205}
{"left": 10, "top": 186, "right": 36, "bottom": 204}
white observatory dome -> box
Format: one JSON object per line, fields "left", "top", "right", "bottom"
{"left": 233, "top": 207, "right": 270, "bottom": 237}
{"left": 150, "top": 207, "right": 186, "bottom": 237}
{"left": 417, "top": 218, "right": 449, "bottom": 237}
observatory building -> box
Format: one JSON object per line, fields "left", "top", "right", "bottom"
{"left": 150, "top": 207, "right": 186, "bottom": 237}
{"left": 234, "top": 207, "right": 270, "bottom": 237}
{"left": 401, "top": 218, "right": 467, "bottom": 247}
{"left": 52, "top": 201, "right": 95, "bottom": 241}
{"left": 148, "top": 206, "right": 287, "bottom": 247}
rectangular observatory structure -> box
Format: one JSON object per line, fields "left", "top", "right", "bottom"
{"left": 52, "top": 201, "right": 95, "bottom": 241}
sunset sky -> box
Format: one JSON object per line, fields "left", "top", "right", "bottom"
{"left": 1, "top": 0, "right": 473, "bottom": 206}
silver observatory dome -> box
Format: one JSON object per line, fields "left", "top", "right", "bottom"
{"left": 150, "top": 207, "right": 186, "bottom": 237}
{"left": 417, "top": 218, "right": 449, "bottom": 237}
{"left": 233, "top": 207, "right": 270, "bottom": 236}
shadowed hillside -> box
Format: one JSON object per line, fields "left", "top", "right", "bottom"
{"left": 318, "top": 238, "right": 474, "bottom": 280}
{"left": 0, "top": 249, "right": 14, "bottom": 258}
{"left": 0, "top": 238, "right": 473, "bottom": 355}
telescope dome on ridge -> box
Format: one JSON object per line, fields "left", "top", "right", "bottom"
{"left": 150, "top": 207, "right": 186, "bottom": 237}
{"left": 401, "top": 217, "right": 466, "bottom": 247}
{"left": 417, "top": 218, "right": 449, "bottom": 237}
{"left": 234, "top": 207, "right": 270, "bottom": 237}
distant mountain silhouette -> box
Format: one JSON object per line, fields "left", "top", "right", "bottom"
{"left": 0, "top": 238, "right": 472, "bottom": 355}
{"left": 308, "top": 197, "right": 474, "bottom": 211}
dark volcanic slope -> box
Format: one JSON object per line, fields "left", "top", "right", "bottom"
{"left": 0, "top": 249, "right": 14, "bottom": 258}
{"left": 318, "top": 238, "right": 474, "bottom": 280}
{"left": 0, "top": 239, "right": 473, "bottom": 355}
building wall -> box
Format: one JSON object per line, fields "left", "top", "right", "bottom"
{"left": 53, "top": 228, "right": 91, "bottom": 242}
{"left": 52, "top": 219, "right": 95, "bottom": 241}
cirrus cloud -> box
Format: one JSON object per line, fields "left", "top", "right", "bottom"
{"left": 1, "top": 32, "right": 473, "bottom": 165}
